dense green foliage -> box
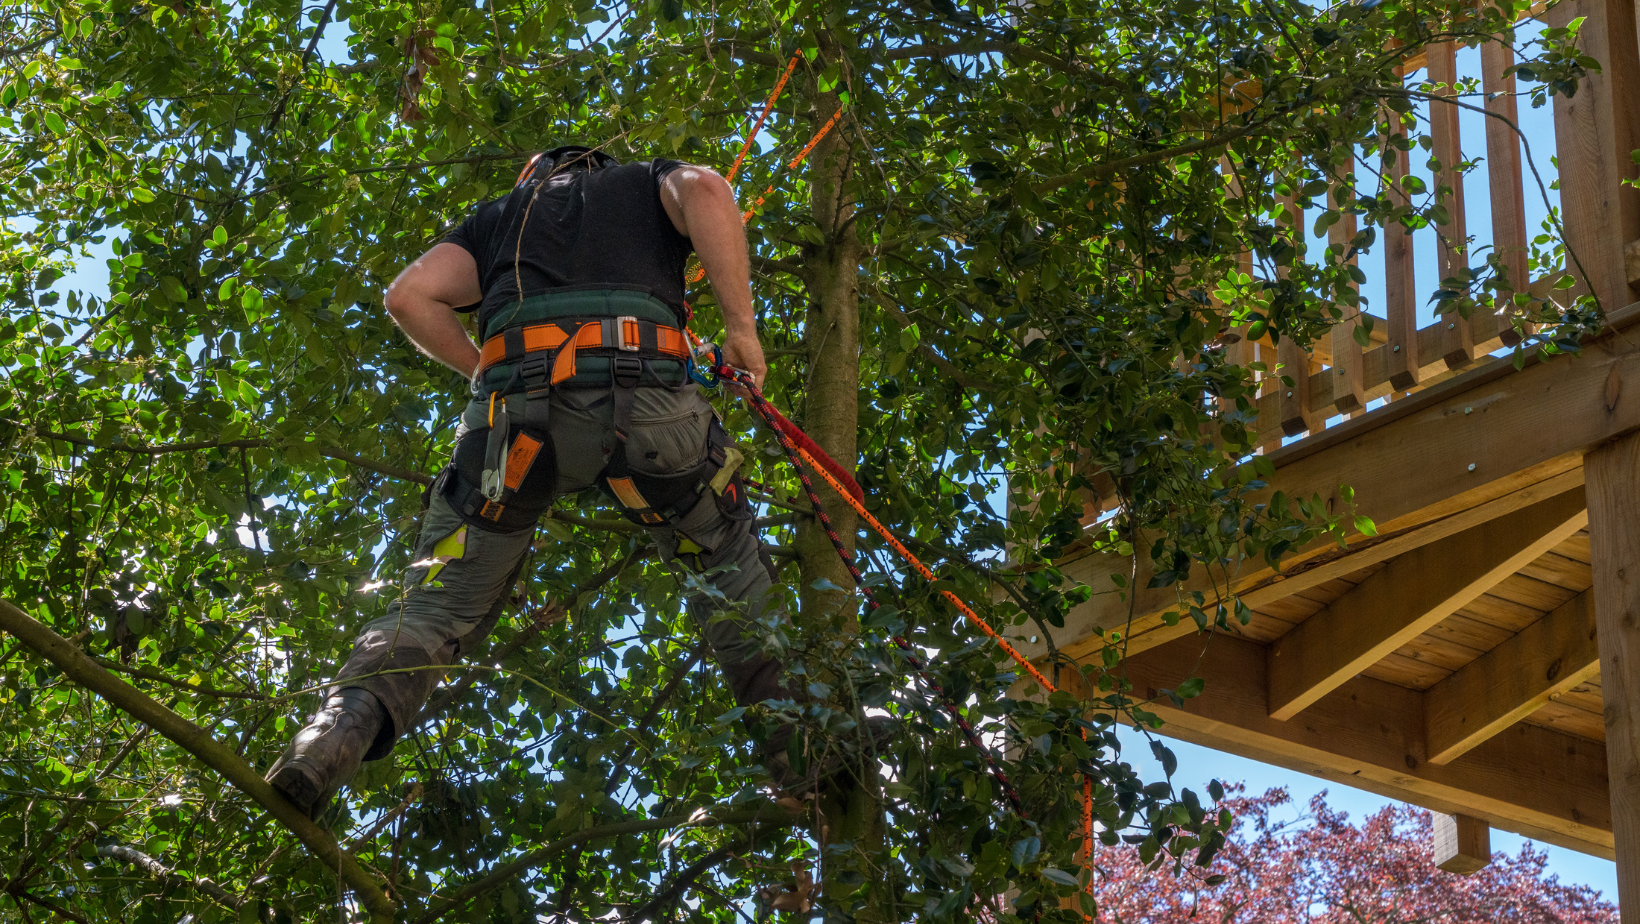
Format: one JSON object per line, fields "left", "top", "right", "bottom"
{"left": 0, "top": 0, "right": 1600, "bottom": 920}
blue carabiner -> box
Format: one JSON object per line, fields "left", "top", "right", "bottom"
{"left": 687, "top": 342, "right": 724, "bottom": 389}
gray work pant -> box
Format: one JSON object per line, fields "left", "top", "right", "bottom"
{"left": 332, "top": 383, "right": 784, "bottom": 759}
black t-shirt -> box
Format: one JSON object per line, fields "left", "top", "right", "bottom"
{"left": 444, "top": 157, "right": 693, "bottom": 327}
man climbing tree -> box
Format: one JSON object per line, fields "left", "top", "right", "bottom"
{"left": 266, "top": 145, "right": 887, "bottom": 818}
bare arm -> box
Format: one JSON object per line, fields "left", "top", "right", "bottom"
{"left": 382, "top": 242, "right": 484, "bottom": 377}
{"left": 659, "top": 165, "right": 766, "bottom": 395}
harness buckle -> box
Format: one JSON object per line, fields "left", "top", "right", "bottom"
{"left": 615, "top": 316, "right": 641, "bottom": 352}
{"left": 613, "top": 355, "right": 643, "bottom": 388}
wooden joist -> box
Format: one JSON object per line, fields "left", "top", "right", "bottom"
{"left": 1424, "top": 588, "right": 1599, "bottom": 765}
{"left": 1113, "top": 633, "right": 1613, "bottom": 857}
{"left": 1266, "top": 488, "right": 1588, "bottom": 720}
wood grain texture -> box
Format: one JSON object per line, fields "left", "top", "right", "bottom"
{"left": 1425, "top": 589, "right": 1599, "bottom": 764}
{"left": 1584, "top": 432, "right": 1640, "bottom": 912}
{"left": 1267, "top": 488, "right": 1588, "bottom": 720}
{"left": 1108, "top": 633, "right": 1613, "bottom": 857}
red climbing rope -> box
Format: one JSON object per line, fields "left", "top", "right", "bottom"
{"left": 723, "top": 367, "right": 1028, "bottom": 817}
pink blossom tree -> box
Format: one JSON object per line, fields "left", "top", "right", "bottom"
{"left": 1090, "top": 787, "right": 1616, "bottom": 924}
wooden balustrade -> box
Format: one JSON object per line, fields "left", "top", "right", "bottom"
{"left": 1218, "top": 9, "right": 1640, "bottom": 453}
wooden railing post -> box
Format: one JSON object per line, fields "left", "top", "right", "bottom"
{"left": 1548, "top": 0, "right": 1640, "bottom": 312}
{"left": 1276, "top": 189, "right": 1315, "bottom": 436}
{"left": 1328, "top": 182, "right": 1366, "bottom": 413}
{"left": 1429, "top": 41, "right": 1476, "bottom": 367}
{"left": 1481, "top": 37, "right": 1532, "bottom": 345}
{"left": 1382, "top": 78, "right": 1421, "bottom": 390}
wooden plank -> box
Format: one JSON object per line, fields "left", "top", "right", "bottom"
{"left": 1106, "top": 633, "right": 1614, "bottom": 857}
{"left": 1428, "top": 41, "right": 1475, "bottom": 368}
{"left": 1361, "top": 651, "right": 1455, "bottom": 690}
{"left": 1515, "top": 550, "right": 1594, "bottom": 591}
{"left": 1425, "top": 589, "right": 1600, "bottom": 764}
{"left": 1276, "top": 191, "right": 1313, "bottom": 437}
{"left": 1481, "top": 39, "right": 1532, "bottom": 346}
{"left": 1583, "top": 431, "right": 1640, "bottom": 913}
{"left": 1434, "top": 813, "right": 1492, "bottom": 875}
{"left": 1329, "top": 184, "right": 1366, "bottom": 412}
{"left": 1382, "top": 87, "right": 1421, "bottom": 390}
{"left": 1488, "top": 572, "right": 1581, "bottom": 613}
{"left": 1548, "top": 0, "right": 1640, "bottom": 313}
{"left": 1524, "top": 700, "right": 1609, "bottom": 741}
{"left": 1267, "top": 488, "right": 1588, "bottom": 720}
{"left": 1035, "top": 303, "right": 1640, "bottom": 667}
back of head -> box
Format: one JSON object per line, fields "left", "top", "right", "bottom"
{"left": 516, "top": 145, "right": 621, "bottom": 186}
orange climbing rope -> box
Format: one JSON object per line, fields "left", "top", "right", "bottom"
{"left": 687, "top": 52, "right": 842, "bottom": 285}
{"left": 798, "top": 446, "right": 1096, "bottom": 913}
{"left": 797, "top": 446, "right": 1057, "bottom": 693}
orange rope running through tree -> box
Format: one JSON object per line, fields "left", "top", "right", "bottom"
{"left": 795, "top": 446, "right": 1096, "bottom": 913}
{"left": 696, "top": 57, "right": 1095, "bottom": 912}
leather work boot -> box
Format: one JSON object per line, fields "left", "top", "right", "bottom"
{"left": 265, "top": 687, "right": 388, "bottom": 820}
{"left": 764, "top": 715, "right": 900, "bottom": 795}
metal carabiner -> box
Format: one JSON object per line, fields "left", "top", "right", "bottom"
{"left": 687, "top": 341, "right": 724, "bottom": 389}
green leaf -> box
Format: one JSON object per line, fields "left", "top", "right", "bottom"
{"left": 58, "top": 57, "right": 83, "bottom": 70}
{"left": 1353, "top": 515, "right": 1378, "bottom": 536}
{"left": 1041, "top": 868, "right": 1079, "bottom": 887}
{"left": 1176, "top": 676, "right": 1205, "bottom": 699}
{"left": 43, "top": 111, "right": 66, "bottom": 134}
{"left": 131, "top": 187, "right": 157, "bottom": 203}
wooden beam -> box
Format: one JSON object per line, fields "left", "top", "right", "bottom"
{"left": 1267, "top": 488, "right": 1588, "bottom": 720}
{"left": 1434, "top": 813, "right": 1492, "bottom": 875}
{"left": 1425, "top": 588, "right": 1599, "bottom": 765}
{"left": 1110, "top": 633, "right": 1613, "bottom": 857}
{"left": 1030, "top": 302, "right": 1640, "bottom": 669}
{"left": 1583, "top": 432, "right": 1640, "bottom": 914}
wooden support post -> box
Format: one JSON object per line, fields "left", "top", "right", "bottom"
{"left": 1268, "top": 487, "right": 1587, "bottom": 720}
{"left": 1481, "top": 39, "right": 1531, "bottom": 346}
{"left": 1548, "top": 0, "right": 1640, "bottom": 312}
{"left": 1329, "top": 183, "right": 1366, "bottom": 413}
{"left": 1583, "top": 433, "right": 1640, "bottom": 916}
{"left": 1383, "top": 87, "right": 1420, "bottom": 390}
{"left": 1433, "top": 813, "right": 1492, "bottom": 875}
{"left": 1429, "top": 42, "right": 1475, "bottom": 368}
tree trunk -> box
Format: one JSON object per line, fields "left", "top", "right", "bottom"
{"left": 793, "top": 55, "right": 886, "bottom": 917}
{"left": 795, "top": 84, "right": 862, "bottom": 621}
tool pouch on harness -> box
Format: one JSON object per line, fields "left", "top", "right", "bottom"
{"left": 440, "top": 392, "right": 558, "bottom": 532}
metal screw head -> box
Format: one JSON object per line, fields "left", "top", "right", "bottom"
{"left": 1448, "top": 323, "right": 1456, "bottom": 330}
{"left": 1393, "top": 344, "right": 1401, "bottom": 352}
{"left": 1286, "top": 390, "right": 1293, "bottom": 397}
{"left": 1464, "top": 406, "right": 1472, "bottom": 415}
{"left": 1468, "top": 463, "right": 1477, "bottom": 472}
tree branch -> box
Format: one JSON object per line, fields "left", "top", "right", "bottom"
{"left": 412, "top": 805, "right": 800, "bottom": 924}
{"left": 28, "top": 427, "right": 434, "bottom": 486}
{"left": 867, "top": 289, "right": 999, "bottom": 391}
{"left": 95, "top": 844, "right": 238, "bottom": 910}
{"left": 92, "top": 657, "right": 267, "bottom": 700}
{"left": 0, "top": 601, "right": 396, "bottom": 923}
